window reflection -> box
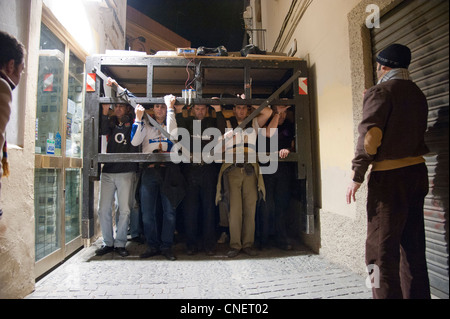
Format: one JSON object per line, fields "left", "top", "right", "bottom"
{"left": 66, "top": 52, "right": 84, "bottom": 158}
{"left": 35, "top": 169, "right": 61, "bottom": 261}
{"left": 65, "top": 169, "right": 81, "bottom": 242}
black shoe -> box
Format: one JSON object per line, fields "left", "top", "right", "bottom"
{"left": 278, "top": 244, "right": 293, "bottom": 251}
{"left": 162, "top": 249, "right": 177, "bottom": 261}
{"left": 140, "top": 248, "right": 160, "bottom": 259}
{"left": 95, "top": 245, "right": 114, "bottom": 256}
{"left": 242, "top": 247, "right": 258, "bottom": 256}
{"left": 186, "top": 247, "right": 198, "bottom": 255}
{"left": 130, "top": 236, "right": 145, "bottom": 244}
{"left": 115, "top": 247, "right": 129, "bottom": 257}
{"left": 227, "top": 249, "right": 240, "bottom": 258}
{"left": 206, "top": 249, "right": 216, "bottom": 256}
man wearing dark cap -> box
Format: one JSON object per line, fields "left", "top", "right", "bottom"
{"left": 346, "top": 44, "right": 431, "bottom": 299}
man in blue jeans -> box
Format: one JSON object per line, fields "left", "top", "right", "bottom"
{"left": 174, "top": 102, "right": 226, "bottom": 256}
{"left": 131, "top": 95, "right": 184, "bottom": 261}
{"left": 257, "top": 104, "right": 294, "bottom": 250}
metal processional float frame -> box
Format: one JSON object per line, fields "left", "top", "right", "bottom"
{"left": 82, "top": 54, "right": 315, "bottom": 240}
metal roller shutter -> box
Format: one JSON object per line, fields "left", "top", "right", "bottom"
{"left": 371, "top": 0, "right": 449, "bottom": 299}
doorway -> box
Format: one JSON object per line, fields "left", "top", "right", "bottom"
{"left": 34, "top": 22, "right": 85, "bottom": 278}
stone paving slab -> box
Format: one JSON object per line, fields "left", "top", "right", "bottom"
{"left": 26, "top": 239, "right": 372, "bottom": 300}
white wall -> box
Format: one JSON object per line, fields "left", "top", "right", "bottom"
{"left": 43, "top": 0, "right": 127, "bottom": 54}
{"left": 260, "top": 0, "right": 368, "bottom": 275}
{"left": 267, "top": 0, "right": 361, "bottom": 218}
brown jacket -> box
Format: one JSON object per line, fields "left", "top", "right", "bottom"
{"left": 352, "top": 79, "right": 429, "bottom": 183}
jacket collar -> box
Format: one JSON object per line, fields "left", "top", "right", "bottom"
{"left": 378, "top": 68, "right": 411, "bottom": 84}
{"left": 0, "top": 70, "right": 16, "bottom": 90}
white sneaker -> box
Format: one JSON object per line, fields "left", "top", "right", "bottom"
{"left": 217, "top": 232, "right": 229, "bottom": 244}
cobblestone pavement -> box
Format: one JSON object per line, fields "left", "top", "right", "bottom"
{"left": 26, "top": 239, "right": 372, "bottom": 300}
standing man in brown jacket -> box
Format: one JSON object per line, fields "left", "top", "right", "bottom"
{"left": 346, "top": 44, "right": 431, "bottom": 299}
{"left": 0, "top": 31, "right": 26, "bottom": 221}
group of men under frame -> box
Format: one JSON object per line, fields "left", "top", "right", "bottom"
{"left": 96, "top": 78, "right": 305, "bottom": 261}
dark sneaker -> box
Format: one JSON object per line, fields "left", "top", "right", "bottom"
{"left": 186, "top": 247, "right": 198, "bottom": 255}
{"left": 205, "top": 249, "right": 216, "bottom": 256}
{"left": 139, "top": 248, "right": 160, "bottom": 259}
{"left": 95, "top": 245, "right": 114, "bottom": 256}
{"left": 130, "top": 236, "right": 145, "bottom": 244}
{"left": 115, "top": 247, "right": 129, "bottom": 257}
{"left": 278, "top": 244, "right": 293, "bottom": 251}
{"left": 242, "top": 247, "right": 258, "bottom": 256}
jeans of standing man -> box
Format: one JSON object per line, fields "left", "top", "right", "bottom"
{"left": 140, "top": 167, "right": 176, "bottom": 251}
{"left": 129, "top": 172, "right": 142, "bottom": 239}
{"left": 113, "top": 172, "right": 141, "bottom": 238}
{"left": 129, "top": 201, "right": 142, "bottom": 239}
{"left": 366, "top": 163, "right": 431, "bottom": 299}
{"left": 98, "top": 172, "right": 135, "bottom": 248}
{"left": 182, "top": 164, "right": 218, "bottom": 252}
{"left": 257, "top": 162, "right": 293, "bottom": 248}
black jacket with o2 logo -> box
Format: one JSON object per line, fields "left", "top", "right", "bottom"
{"left": 100, "top": 114, "right": 139, "bottom": 174}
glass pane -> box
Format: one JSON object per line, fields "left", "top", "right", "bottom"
{"left": 65, "top": 168, "right": 81, "bottom": 242}
{"left": 35, "top": 24, "right": 65, "bottom": 156}
{"left": 66, "top": 52, "right": 84, "bottom": 158}
{"left": 35, "top": 169, "right": 61, "bottom": 261}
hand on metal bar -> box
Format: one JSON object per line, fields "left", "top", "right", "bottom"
{"left": 106, "top": 77, "right": 118, "bottom": 88}
{"left": 93, "top": 68, "right": 178, "bottom": 144}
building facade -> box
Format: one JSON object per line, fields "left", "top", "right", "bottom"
{"left": 126, "top": 5, "right": 191, "bottom": 55}
{"left": 255, "top": 0, "right": 448, "bottom": 298}
{"left": 1, "top": 0, "right": 448, "bottom": 299}
{"left": 0, "top": 0, "right": 191, "bottom": 299}
{"left": 0, "top": 0, "right": 129, "bottom": 299}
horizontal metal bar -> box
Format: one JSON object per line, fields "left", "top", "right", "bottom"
{"left": 98, "top": 97, "right": 297, "bottom": 106}
{"left": 93, "top": 66, "right": 175, "bottom": 143}
{"left": 98, "top": 58, "right": 303, "bottom": 71}
{"left": 236, "top": 70, "right": 302, "bottom": 130}
{"left": 96, "top": 152, "right": 299, "bottom": 163}
{"left": 98, "top": 152, "right": 181, "bottom": 163}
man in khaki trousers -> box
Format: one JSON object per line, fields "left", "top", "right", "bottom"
{"left": 216, "top": 102, "right": 271, "bottom": 258}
